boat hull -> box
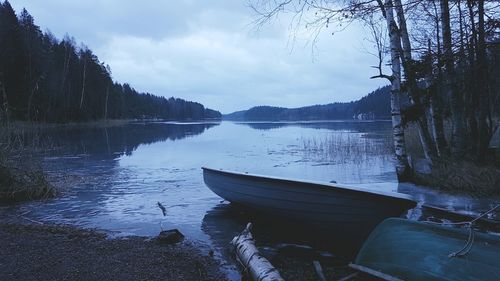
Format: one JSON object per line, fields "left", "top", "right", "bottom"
{"left": 355, "top": 218, "right": 500, "bottom": 281}
{"left": 202, "top": 167, "right": 416, "bottom": 242}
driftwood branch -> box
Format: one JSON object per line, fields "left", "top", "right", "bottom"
{"left": 231, "top": 223, "right": 284, "bottom": 281}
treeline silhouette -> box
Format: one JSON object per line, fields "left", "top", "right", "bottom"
{"left": 224, "top": 86, "right": 390, "bottom": 121}
{"left": 0, "top": 2, "right": 221, "bottom": 122}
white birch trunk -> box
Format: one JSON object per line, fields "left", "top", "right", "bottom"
{"left": 394, "top": 0, "right": 436, "bottom": 161}
{"left": 0, "top": 77, "right": 9, "bottom": 122}
{"left": 60, "top": 45, "right": 71, "bottom": 98}
{"left": 393, "top": 0, "right": 411, "bottom": 61}
{"left": 104, "top": 84, "right": 109, "bottom": 120}
{"left": 231, "top": 223, "right": 284, "bottom": 281}
{"left": 80, "top": 57, "right": 87, "bottom": 110}
{"left": 384, "top": 0, "right": 411, "bottom": 180}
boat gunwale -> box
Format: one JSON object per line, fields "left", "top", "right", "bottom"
{"left": 202, "top": 167, "right": 416, "bottom": 203}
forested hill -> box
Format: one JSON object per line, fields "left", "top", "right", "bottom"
{"left": 0, "top": 2, "right": 221, "bottom": 122}
{"left": 224, "top": 86, "right": 390, "bottom": 121}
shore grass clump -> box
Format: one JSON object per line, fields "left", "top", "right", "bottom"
{"left": 412, "top": 158, "right": 500, "bottom": 197}
{"left": 405, "top": 122, "right": 500, "bottom": 196}
{"left": 0, "top": 164, "right": 56, "bottom": 202}
{"left": 0, "top": 124, "right": 56, "bottom": 203}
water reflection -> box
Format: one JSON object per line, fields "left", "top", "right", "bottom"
{"left": 1, "top": 122, "right": 221, "bottom": 236}
{"left": 236, "top": 120, "right": 391, "bottom": 133}
{"left": 397, "top": 183, "right": 500, "bottom": 220}
{"left": 46, "top": 122, "right": 220, "bottom": 158}
{"left": 202, "top": 203, "right": 364, "bottom": 261}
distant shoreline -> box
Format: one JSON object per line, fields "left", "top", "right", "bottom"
{"left": 226, "top": 119, "right": 391, "bottom": 122}
{"left": 6, "top": 118, "right": 222, "bottom": 129}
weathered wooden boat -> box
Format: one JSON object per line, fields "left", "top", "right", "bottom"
{"left": 202, "top": 167, "right": 417, "bottom": 245}
{"left": 352, "top": 218, "right": 500, "bottom": 281}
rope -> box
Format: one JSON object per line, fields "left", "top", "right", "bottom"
{"left": 444, "top": 204, "right": 499, "bottom": 258}
{"left": 469, "top": 204, "right": 500, "bottom": 224}
{"left": 448, "top": 224, "right": 475, "bottom": 258}
{"left": 425, "top": 204, "right": 500, "bottom": 226}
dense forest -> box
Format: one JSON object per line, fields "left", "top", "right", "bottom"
{"left": 0, "top": 2, "right": 221, "bottom": 122}
{"left": 224, "top": 86, "right": 391, "bottom": 121}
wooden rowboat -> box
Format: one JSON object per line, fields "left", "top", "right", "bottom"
{"left": 352, "top": 218, "right": 500, "bottom": 281}
{"left": 202, "top": 167, "right": 417, "bottom": 245}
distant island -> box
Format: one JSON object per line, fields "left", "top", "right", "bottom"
{"left": 0, "top": 3, "right": 221, "bottom": 123}
{"left": 224, "top": 86, "right": 390, "bottom": 121}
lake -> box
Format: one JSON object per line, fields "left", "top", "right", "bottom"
{"left": 1, "top": 121, "right": 497, "bottom": 279}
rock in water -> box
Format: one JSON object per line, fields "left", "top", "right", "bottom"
{"left": 157, "top": 229, "right": 184, "bottom": 244}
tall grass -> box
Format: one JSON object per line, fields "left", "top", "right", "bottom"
{"left": 300, "top": 132, "right": 393, "bottom": 164}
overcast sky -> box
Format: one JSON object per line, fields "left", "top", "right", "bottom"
{"left": 11, "top": 0, "right": 386, "bottom": 114}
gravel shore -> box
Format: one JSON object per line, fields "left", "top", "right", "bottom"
{"left": 0, "top": 222, "right": 227, "bottom": 281}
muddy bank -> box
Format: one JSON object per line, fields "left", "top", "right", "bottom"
{"left": 0, "top": 222, "right": 226, "bottom": 281}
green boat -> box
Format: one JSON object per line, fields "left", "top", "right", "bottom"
{"left": 352, "top": 218, "right": 500, "bottom": 281}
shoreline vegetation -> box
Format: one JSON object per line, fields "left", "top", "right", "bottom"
{"left": 405, "top": 123, "right": 500, "bottom": 197}
{"left": 412, "top": 158, "right": 500, "bottom": 197}
{"left": 0, "top": 165, "right": 55, "bottom": 203}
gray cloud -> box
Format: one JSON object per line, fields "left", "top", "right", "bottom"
{"left": 11, "top": 0, "right": 386, "bottom": 113}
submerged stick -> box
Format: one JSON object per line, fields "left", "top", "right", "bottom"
{"left": 157, "top": 201, "right": 167, "bottom": 216}
{"left": 231, "top": 223, "right": 284, "bottom": 281}
{"left": 313, "top": 260, "right": 327, "bottom": 281}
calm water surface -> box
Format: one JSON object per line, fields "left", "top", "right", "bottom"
{"left": 2, "top": 121, "right": 498, "bottom": 279}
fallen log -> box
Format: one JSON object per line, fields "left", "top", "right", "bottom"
{"left": 231, "top": 223, "right": 284, "bottom": 281}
